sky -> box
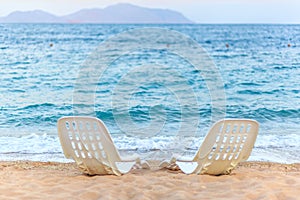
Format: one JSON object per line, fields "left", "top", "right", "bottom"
{"left": 0, "top": 0, "right": 300, "bottom": 23}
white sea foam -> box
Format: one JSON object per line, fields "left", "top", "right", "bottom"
{"left": 0, "top": 133, "right": 299, "bottom": 163}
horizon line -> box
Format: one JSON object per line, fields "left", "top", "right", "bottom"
{"left": 0, "top": 22, "right": 300, "bottom": 25}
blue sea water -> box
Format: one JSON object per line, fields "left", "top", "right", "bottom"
{"left": 0, "top": 24, "right": 299, "bottom": 163}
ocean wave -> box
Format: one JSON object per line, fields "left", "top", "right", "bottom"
{"left": 2, "top": 102, "right": 299, "bottom": 130}
{"left": 0, "top": 133, "right": 299, "bottom": 163}
{"left": 226, "top": 106, "right": 300, "bottom": 120}
{"left": 18, "top": 103, "right": 57, "bottom": 110}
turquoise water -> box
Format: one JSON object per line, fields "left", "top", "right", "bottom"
{"left": 0, "top": 24, "right": 299, "bottom": 163}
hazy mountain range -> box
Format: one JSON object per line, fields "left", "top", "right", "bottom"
{"left": 0, "top": 3, "right": 193, "bottom": 24}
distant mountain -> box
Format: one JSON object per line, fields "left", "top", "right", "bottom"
{"left": 0, "top": 10, "right": 62, "bottom": 23}
{"left": 0, "top": 3, "right": 193, "bottom": 24}
{"left": 62, "top": 3, "right": 193, "bottom": 23}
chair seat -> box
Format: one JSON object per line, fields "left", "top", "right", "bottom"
{"left": 175, "top": 119, "right": 259, "bottom": 175}
{"left": 57, "top": 116, "right": 137, "bottom": 176}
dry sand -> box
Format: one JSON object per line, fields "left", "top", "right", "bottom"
{"left": 0, "top": 161, "right": 299, "bottom": 200}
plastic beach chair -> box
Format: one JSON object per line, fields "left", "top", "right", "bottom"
{"left": 175, "top": 119, "right": 259, "bottom": 175}
{"left": 57, "top": 116, "right": 137, "bottom": 176}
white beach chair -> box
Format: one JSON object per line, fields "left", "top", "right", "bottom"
{"left": 57, "top": 116, "right": 138, "bottom": 176}
{"left": 175, "top": 119, "right": 259, "bottom": 175}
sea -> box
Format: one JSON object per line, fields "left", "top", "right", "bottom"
{"left": 0, "top": 24, "right": 299, "bottom": 163}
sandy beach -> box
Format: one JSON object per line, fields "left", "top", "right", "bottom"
{"left": 0, "top": 161, "right": 299, "bottom": 200}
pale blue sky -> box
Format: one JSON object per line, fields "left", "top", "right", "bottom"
{"left": 0, "top": 0, "right": 300, "bottom": 23}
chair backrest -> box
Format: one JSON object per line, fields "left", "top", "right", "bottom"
{"left": 57, "top": 116, "right": 122, "bottom": 175}
{"left": 194, "top": 119, "right": 259, "bottom": 175}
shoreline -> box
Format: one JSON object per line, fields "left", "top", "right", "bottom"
{"left": 0, "top": 161, "right": 299, "bottom": 199}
